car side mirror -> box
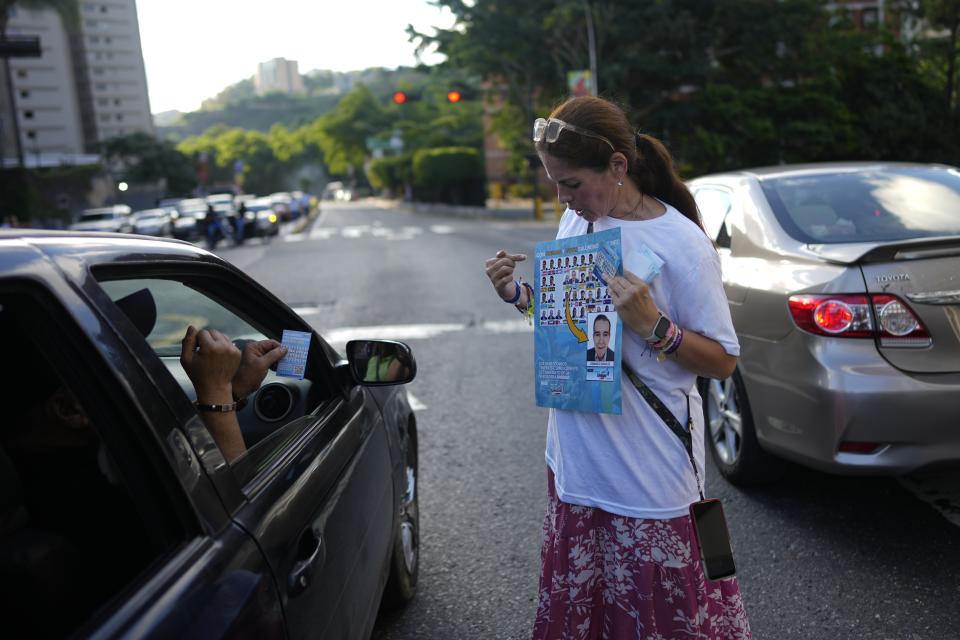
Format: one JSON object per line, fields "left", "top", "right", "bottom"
{"left": 345, "top": 339, "right": 416, "bottom": 386}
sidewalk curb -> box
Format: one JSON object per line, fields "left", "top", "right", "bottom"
{"left": 290, "top": 207, "right": 320, "bottom": 234}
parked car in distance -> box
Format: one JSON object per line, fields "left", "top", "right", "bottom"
{"left": 323, "top": 181, "right": 353, "bottom": 201}
{"left": 131, "top": 208, "right": 173, "bottom": 237}
{"left": 239, "top": 197, "right": 280, "bottom": 241}
{"left": 157, "top": 197, "right": 183, "bottom": 213}
{"left": 0, "top": 230, "right": 420, "bottom": 639}
{"left": 689, "top": 162, "right": 960, "bottom": 484}
{"left": 171, "top": 198, "right": 208, "bottom": 240}
{"left": 269, "top": 192, "right": 293, "bottom": 221}
{"left": 69, "top": 205, "right": 133, "bottom": 233}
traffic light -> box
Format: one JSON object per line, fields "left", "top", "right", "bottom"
{"left": 392, "top": 91, "right": 408, "bottom": 105}
{"left": 446, "top": 89, "right": 462, "bottom": 103}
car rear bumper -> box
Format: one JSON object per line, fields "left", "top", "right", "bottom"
{"left": 742, "top": 331, "right": 960, "bottom": 475}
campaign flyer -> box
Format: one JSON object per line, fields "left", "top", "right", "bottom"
{"left": 277, "top": 329, "right": 312, "bottom": 380}
{"left": 534, "top": 227, "right": 623, "bottom": 414}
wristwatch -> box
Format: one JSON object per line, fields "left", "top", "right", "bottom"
{"left": 645, "top": 313, "right": 671, "bottom": 343}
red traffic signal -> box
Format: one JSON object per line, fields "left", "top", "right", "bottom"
{"left": 446, "top": 90, "right": 462, "bottom": 103}
{"left": 392, "top": 91, "right": 408, "bottom": 105}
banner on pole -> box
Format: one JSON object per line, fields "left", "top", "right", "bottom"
{"left": 567, "top": 70, "right": 596, "bottom": 98}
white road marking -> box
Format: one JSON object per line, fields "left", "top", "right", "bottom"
{"left": 314, "top": 319, "right": 533, "bottom": 352}
{"left": 323, "top": 323, "right": 466, "bottom": 344}
{"left": 481, "top": 319, "right": 533, "bottom": 333}
{"left": 290, "top": 306, "right": 325, "bottom": 316}
{"left": 284, "top": 222, "right": 445, "bottom": 242}
{"left": 407, "top": 392, "right": 427, "bottom": 411}
{"left": 308, "top": 227, "right": 337, "bottom": 240}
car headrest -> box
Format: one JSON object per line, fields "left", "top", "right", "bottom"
{"left": 113, "top": 288, "right": 157, "bottom": 339}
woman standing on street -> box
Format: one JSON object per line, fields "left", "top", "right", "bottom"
{"left": 484, "top": 96, "right": 751, "bottom": 639}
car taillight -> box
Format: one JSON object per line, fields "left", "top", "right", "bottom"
{"left": 787, "top": 293, "right": 931, "bottom": 347}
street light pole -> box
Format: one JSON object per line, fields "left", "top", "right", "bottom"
{"left": 583, "top": 0, "right": 598, "bottom": 95}
{"left": 2, "top": 56, "right": 25, "bottom": 167}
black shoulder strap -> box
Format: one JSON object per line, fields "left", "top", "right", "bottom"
{"left": 622, "top": 356, "right": 704, "bottom": 501}
{"left": 621, "top": 361, "right": 691, "bottom": 453}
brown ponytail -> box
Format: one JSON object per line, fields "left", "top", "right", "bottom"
{"left": 631, "top": 134, "right": 703, "bottom": 232}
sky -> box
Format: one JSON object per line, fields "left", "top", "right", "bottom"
{"left": 137, "top": 0, "right": 456, "bottom": 114}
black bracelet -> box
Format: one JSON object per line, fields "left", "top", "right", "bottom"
{"left": 505, "top": 280, "right": 522, "bottom": 304}
{"left": 232, "top": 392, "right": 249, "bottom": 411}
{"left": 195, "top": 401, "right": 238, "bottom": 413}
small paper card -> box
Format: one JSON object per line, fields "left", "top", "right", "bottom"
{"left": 623, "top": 243, "right": 664, "bottom": 283}
{"left": 276, "top": 329, "right": 312, "bottom": 380}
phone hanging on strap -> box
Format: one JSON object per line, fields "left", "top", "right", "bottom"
{"left": 621, "top": 362, "right": 737, "bottom": 581}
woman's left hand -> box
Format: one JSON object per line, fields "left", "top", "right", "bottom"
{"left": 608, "top": 272, "right": 661, "bottom": 338}
{"left": 180, "top": 326, "right": 242, "bottom": 402}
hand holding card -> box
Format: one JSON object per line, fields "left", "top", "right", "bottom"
{"left": 276, "top": 329, "right": 312, "bottom": 380}
{"left": 623, "top": 243, "right": 664, "bottom": 283}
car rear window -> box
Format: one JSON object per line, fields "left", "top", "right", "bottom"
{"left": 760, "top": 167, "right": 960, "bottom": 244}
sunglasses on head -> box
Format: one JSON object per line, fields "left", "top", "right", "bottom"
{"left": 533, "top": 117, "right": 615, "bottom": 151}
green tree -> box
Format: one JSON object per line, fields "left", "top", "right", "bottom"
{"left": 412, "top": 146, "right": 484, "bottom": 204}
{"left": 917, "top": 0, "right": 960, "bottom": 121}
{"left": 102, "top": 132, "right": 196, "bottom": 195}
{"left": 200, "top": 77, "right": 256, "bottom": 110}
{"left": 306, "top": 84, "right": 388, "bottom": 177}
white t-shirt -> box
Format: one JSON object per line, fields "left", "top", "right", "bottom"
{"left": 545, "top": 201, "right": 740, "bottom": 519}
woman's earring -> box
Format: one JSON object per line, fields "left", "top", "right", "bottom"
{"left": 617, "top": 179, "right": 623, "bottom": 187}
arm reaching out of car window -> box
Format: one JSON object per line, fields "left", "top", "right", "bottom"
{"left": 180, "top": 326, "right": 246, "bottom": 462}
{"left": 232, "top": 338, "right": 287, "bottom": 400}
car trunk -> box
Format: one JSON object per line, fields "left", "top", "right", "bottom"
{"left": 858, "top": 239, "right": 960, "bottom": 374}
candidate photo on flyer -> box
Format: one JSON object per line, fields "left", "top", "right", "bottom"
{"left": 586, "top": 312, "right": 616, "bottom": 363}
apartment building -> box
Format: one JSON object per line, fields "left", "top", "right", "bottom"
{"left": 1, "top": 0, "right": 153, "bottom": 166}
{"left": 1, "top": 5, "right": 86, "bottom": 166}
{"left": 255, "top": 58, "right": 305, "bottom": 96}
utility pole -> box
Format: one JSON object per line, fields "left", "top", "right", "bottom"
{"left": 583, "top": 0, "right": 598, "bottom": 95}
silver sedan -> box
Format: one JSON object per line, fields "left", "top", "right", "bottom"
{"left": 689, "top": 162, "right": 960, "bottom": 484}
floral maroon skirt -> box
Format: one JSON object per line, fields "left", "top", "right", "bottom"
{"left": 534, "top": 469, "right": 752, "bottom": 640}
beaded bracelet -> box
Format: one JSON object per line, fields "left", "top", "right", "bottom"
{"left": 662, "top": 325, "right": 682, "bottom": 353}
{"left": 664, "top": 326, "right": 684, "bottom": 355}
{"left": 516, "top": 282, "right": 535, "bottom": 323}
{"left": 504, "top": 280, "right": 522, "bottom": 304}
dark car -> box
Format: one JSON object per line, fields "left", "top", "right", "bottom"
{"left": 687, "top": 162, "right": 960, "bottom": 484}
{"left": 0, "top": 231, "right": 420, "bottom": 639}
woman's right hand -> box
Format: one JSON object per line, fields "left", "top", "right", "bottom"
{"left": 485, "top": 250, "right": 527, "bottom": 301}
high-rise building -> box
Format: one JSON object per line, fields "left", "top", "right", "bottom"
{"left": 255, "top": 58, "right": 305, "bottom": 96}
{"left": 72, "top": 0, "right": 154, "bottom": 148}
{"left": 1, "top": 5, "right": 86, "bottom": 166}
{"left": 1, "top": 0, "right": 153, "bottom": 167}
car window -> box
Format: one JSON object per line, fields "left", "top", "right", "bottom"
{"left": 101, "top": 278, "right": 266, "bottom": 356}
{"left": 694, "top": 187, "right": 733, "bottom": 248}
{"left": 97, "top": 276, "right": 336, "bottom": 488}
{"left": 761, "top": 167, "right": 960, "bottom": 244}
{"left": 0, "top": 293, "right": 186, "bottom": 637}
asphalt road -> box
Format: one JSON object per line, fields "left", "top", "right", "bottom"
{"left": 217, "top": 202, "right": 960, "bottom": 640}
